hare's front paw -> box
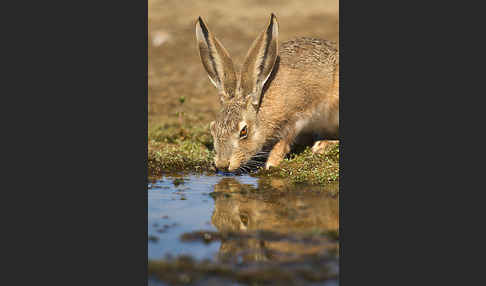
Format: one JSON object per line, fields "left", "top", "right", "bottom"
{"left": 311, "top": 140, "right": 339, "bottom": 154}
{"left": 265, "top": 159, "right": 280, "bottom": 170}
{"left": 266, "top": 154, "right": 287, "bottom": 169}
{"left": 265, "top": 139, "right": 292, "bottom": 170}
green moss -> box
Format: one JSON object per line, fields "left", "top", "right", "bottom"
{"left": 148, "top": 123, "right": 214, "bottom": 176}
{"left": 254, "top": 143, "right": 339, "bottom": 185}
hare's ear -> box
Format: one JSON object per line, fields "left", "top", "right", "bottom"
{"left": 240, "top": 13, "right": 278, "bottom": 110}
{"left": 196, "top": 17, "right": 237, "bottom": 103}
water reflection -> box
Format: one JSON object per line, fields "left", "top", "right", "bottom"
{"left": 148, "top": 174, "right": 339, "bottom": 285}
{"left": 210, "top": 178, "right": 339, "bottom": 264}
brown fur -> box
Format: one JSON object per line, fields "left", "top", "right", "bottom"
{"left": 196, "top": 14, "right": 339, "bottom": 171}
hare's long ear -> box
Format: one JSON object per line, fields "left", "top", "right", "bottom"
{"left": 240, "top": 13, "right": 278, "bottom": 110}
{"left": 195, "top": 17, "right": 237, "bottom": 102}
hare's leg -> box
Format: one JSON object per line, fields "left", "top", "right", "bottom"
{"left": 311, "top": 140, "right": 339, "bottom": 154}
{"left": 265, "top": 139, "right": 292, "bottom": 170}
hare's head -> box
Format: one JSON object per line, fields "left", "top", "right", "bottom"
{"left": 196, "top": 14, "right": 279, "bottom": 172}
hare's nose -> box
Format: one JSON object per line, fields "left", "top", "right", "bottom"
{"left": 214, "top": 159, "right": 229, "bottom": 170}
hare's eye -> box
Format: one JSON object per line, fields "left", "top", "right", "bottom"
{"left": 239, "top": 126, "right": 248, "bottom": 139}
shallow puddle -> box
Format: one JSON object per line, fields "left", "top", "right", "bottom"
{"left": 148, "top": 173, "right": 339, "bottom": 285}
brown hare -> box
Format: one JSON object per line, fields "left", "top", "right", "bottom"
{"left": 195, "top": 13, "right": 339, "bottom": 172}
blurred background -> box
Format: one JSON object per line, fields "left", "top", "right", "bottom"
{"left": 148, "top": 0, "right": 339, "bottom": 126}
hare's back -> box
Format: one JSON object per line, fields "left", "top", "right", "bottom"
{"left": 273, "top": 38, "right": 339, "bottom": 139}
{"left": 279, "top": 38, "right": 337, "bottom": 74}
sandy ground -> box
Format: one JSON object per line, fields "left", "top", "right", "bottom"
{"left": 148, "top": 0, "right": 339, "bottom": 126}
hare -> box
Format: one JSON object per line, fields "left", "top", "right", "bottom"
{"left": 195, "top": 13, "right": 339, "bottom": 172}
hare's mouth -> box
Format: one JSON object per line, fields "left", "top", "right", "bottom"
{"left": 212, "top": 161, "right": 245, "bottom": 176}
{"left": 235, "top": 148, "right": 271, "bottom": 174}
{"left": 213, "top": 147, "right": 271, "bottom": 175}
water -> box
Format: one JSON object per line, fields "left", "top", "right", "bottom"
{"left": 148, "top": 174, "right": 259, "bottom": 260}
{"left": 148, "top": 173, "right": 339, "bottom": 285}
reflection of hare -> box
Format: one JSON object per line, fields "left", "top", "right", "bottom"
{"left": 211, "top": 178, "right": 338, "bottom": 263}
{"left": 195, "top": 14, "right": 339, "bottom": 172}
